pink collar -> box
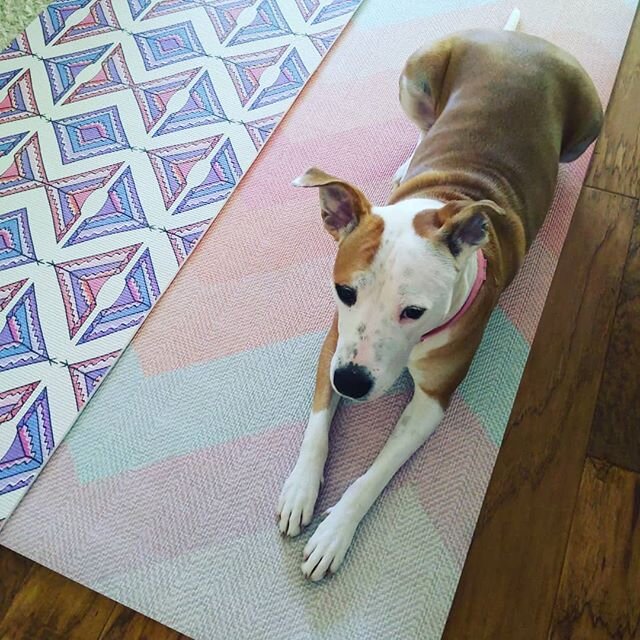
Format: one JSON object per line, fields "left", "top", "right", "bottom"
{"left": 421, "top": 251, "right": 487, "bottom": 341}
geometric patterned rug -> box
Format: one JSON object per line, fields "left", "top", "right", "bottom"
{"left": 0, "top": 1, "right": 636, "bottom": 639}
{"left": 0, "top": 0, "right": 362, "bottom": 522}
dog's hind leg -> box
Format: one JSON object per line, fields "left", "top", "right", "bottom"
{"left": 393, "top": 38, "right": 453, "bottom": 188}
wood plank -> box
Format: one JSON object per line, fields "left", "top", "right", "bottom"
{"left": 0, "top": 547, "right": 33, "bottom": 622}
{"left": 98, "top": 604, "right": 189, "bottom": 640}
{"left": 0, "top": 560, "right": 116, "bottom": 640}
{"left": 441, "top": 187, "right": 636, "bottom": 640}
{"left": 549, "top": 458, "right": 640, "bottom": 639}
{"left": 586, "top": 6, "right": 640, "bottom": 197}
{"left": 589, "top": 205, "right": 640, "bottom": 471}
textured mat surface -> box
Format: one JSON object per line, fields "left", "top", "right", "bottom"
{"left": 0, "top": 0, "right": 362, "bottom": 520}
{"left": 1, "top": 0, "right": 637, "bottom": 639}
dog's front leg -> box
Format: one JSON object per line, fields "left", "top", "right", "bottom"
{"left": 301, "top": 386, "right": 443, "bottom": 581}
{"left": 278, "top": 316, "right": 339, "bottom": 537}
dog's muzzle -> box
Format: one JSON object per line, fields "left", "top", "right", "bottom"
{"left": 333, "top": 363, "right": 373, "bottom": 400}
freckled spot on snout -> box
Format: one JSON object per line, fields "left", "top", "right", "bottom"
{"left": 357, "top": 324, "right": 366, "bottom": 338}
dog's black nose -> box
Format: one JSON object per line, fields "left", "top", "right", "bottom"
{"left": 333, "top": 364, "right": 373, "bottom": 399}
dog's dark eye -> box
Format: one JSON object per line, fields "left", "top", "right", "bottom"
{"left": 335, "top": 284, "right": 357, "bottom": 306}
{"left": 401, "top": 306, "right": 426, "bottom": 320}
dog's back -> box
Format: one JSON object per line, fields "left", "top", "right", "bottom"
{"left": 397, "top": 28, "right": 603, "bottom": 245}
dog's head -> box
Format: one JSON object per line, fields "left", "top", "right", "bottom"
{"left": 295, "top": 167, "right": 500, "bottom": 401}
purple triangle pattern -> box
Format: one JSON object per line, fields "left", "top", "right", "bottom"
{"left": 0, "top": 132, "right": 27, "bottom": 158}
{"left": 0, "top": 70, "right": 39, "bottom": 125}
{"left": 205, "top": 0, "right": 257, "bottom": 43}
{"left": 0, "top": 33, "right": 31, "bottom": 61}
{"left": 78, "top": 249, "right": 160, "bottom": 344}
{"left": 0, "top": 389, "right": 54, "bottom": 493}
{"left": 39, "top": 0, "right": 93, "bottom": 45}
{"left": 44, "top": 44, "right": 110, "bottom": 103}
{"left": 295, "top": 0, "right": 319, "bottom": 20}
{"left": 69, "top": 350, "right": 120, "bottom": 409}
{"left": 0, "top": 381, "right": 39, "bottom": 425}
{"left": 0, "top": 285, "right": 49, "bottom": 373}
{"left": 65, "top": 44, "right": 134, "bottom": 103}
{"left": 223, "top": 45, "right": 287, "bottom": 106}
{"left": 167, "top": 219, "right": 211, "bottom": 265}
{"left": 56, "top": 0, "right": 121, "bottom": 45}
{"left": 309, "top": 25, "right": 341, "bottom": 55}
{"left": 149, "top": 136, "right": 221, "bottom": 209}
{"left": 154, "top": 72, "right": 226, "bottom": 137}
{"left": 243, "top": 112, "right": 282, "bottom": 150}
{"left": 0, "top": 134, "right": 46, "bottom": 197}
{"left": 128, "top": 0, "right": 153, "bottom": 19}
{"left": 55, "top": 244, "right": 141, "bottom": 338}
{"left": 174, "top": 138, "right": 242, "bottom": 214}
{"left": 250, "top": 47, "right": 309, "bottom": 110}
{"left": 0, "top": 280, "right": 27, "bottom": 312}
{"left": 65, "top": 167, "right": 147, "bottom": 246}
{"left": 142, "top": 0, "right": 203, "bottom": 21}
{"left": 0, "top": 208, "right": 36, "bottom": 272}
{"left": 0, "top": 70, "right": 20, "bottom": 91}
{"left": 132, "top": 68, "right": 200, "bottom": 132}
{"left": 47, "top": 163, "right": 122, "bottom": 242}
{"left": 311, "top": 0, "right": 360, "bottom": 24}
{"left": 228, "top": 0, "right": 292, "bottom": 46}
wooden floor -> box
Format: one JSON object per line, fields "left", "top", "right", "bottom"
{"left": 2, "top": 10, "right": 640, "bottom": 640}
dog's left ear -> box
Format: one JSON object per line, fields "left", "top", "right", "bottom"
{"left": 293, "top": 167, "right": 371, "bottom": 241}
{"left": 435, "top": 200, "right": 503, "bottom": 260}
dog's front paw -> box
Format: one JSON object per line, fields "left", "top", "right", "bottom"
{"left": 301, "top": 506, "right": 358, "bottom": 581}
{"left": 277, "top": 465, "right": 322, "bottom": 537}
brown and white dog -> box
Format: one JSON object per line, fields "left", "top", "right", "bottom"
{"left": 277, "top": 10, "right": 603, "bottom": 581}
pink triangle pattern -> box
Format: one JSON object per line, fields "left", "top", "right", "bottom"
{"left": 0, "top": 280, "right": 27, "bottom": 312}
{"left": 166, "top": 219, "right": 211, "bottom": 265}
{"left": 142, "top": 0, "right": 204, "bottom": 21}
{"left": 68, "top": 350, "right": 120, "bottom": 410}
{"left": 132, "top": 68, "right": 200, "bottom": 132}
{"left": 78, "top": 249, "right": 160, "bottom": 344}
{"left": 148, "top": 136, "right": 221, "bottom": 209}
{"left": 0, "top": 381, "right": 39, "bottom": 425}
{"left": 56, "top": 0, "right": 121, "bottom": 45}
{"left": 64, "top": 44, "right": 134, "bottom": 103}
{"left": 46, "top": 163, "right": 122, "bottom": 242}
{"left": 223, "top": 45, "right": 287, "bottom": 106}
{"left": 308, "top": 26, "right": 341, "bottom": 55}
{"left": 205, "top": 0, "right": 257, "bottom": 43}
{"left": 295, "top": 0, "right": 319, "bottom": 20}
{"left": 55, "top": 244, "right": 141, "bottom": 338}
{"left": 0, "top": 33, "right": 32, "bottom": 61}
{"left": 243, "top": 112, "right": 282, "bottom": 150}
{"left": 228, "top": 0, "right": 292, "bottom": 46}
{"left": 0, "top": 70, "right": 39, "bottom": 125}
{"left": 0, "top": 134, "right": 47, "bottom": 196}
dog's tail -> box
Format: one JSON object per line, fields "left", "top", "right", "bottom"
{"left": 503, "top": 8, "right": 521, "bottom": 31}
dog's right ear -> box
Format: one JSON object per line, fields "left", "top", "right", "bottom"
{"left": 293, "top": 167, "right": 371, "bottom": 241}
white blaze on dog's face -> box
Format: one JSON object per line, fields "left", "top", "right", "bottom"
{"left": 293, "top": 168, "right": 495, "bottom": 401}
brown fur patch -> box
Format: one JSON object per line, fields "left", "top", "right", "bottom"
{"left": 412, "top": 209, "right": 441, "bottom": 238}
{"left": 333, "top": 214, "right": 385, "bottom": 284}
{"left": 312, "top": 314, "right": 338, "bottom": 412}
